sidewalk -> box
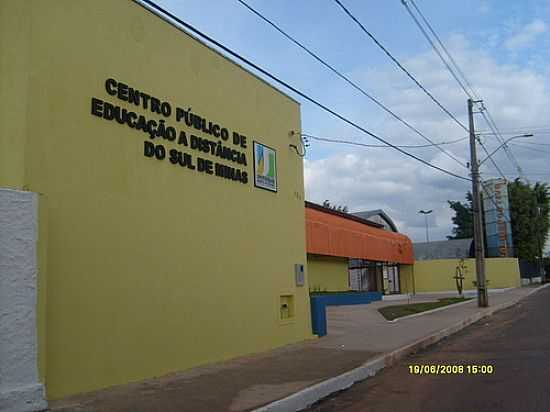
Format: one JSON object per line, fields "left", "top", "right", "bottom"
{"left": 50, "top": 285, "right": 546, "bottom": 412}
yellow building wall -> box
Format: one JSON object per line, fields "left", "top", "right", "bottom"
{"left": 399, "top": 265, "right": 415, "bottom": 294}
{"left": 485, "top": 258, "right": 522, "bottom": 289}
{"left": 307, "top": 255, "right": 350, "bottom": 292}
{"left": 0, "top": 1, "right": 30, "bottom": 188}
{"left": 1, "top": 0, "right": 313, "bottom": 399}
{"left": 400, "top": 258, "right": 521, "bottom": 294}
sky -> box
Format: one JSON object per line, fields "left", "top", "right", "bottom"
{"left": 155, "top": 0, "right": 550, "bottom": 244}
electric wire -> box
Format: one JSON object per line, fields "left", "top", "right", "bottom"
{"left": 405, "top": 0, "right": 479, "bottom": 100}
{"left": 401, "top": 0, "right": 525, "bottom": 180}
{"left": 302, "top": 133, "right": 468, "bottom": 148}
{"left": 138, "top": 0, "right": 471, "bottom": 182}
{"left": 401, "top": 0, "right": 473, "bottom": 99}
{"left": 332, "top": 0, "right": 469, "bottom": 133}
{"left": 481, "top": 109, "right": 525, "bottom": 177}
{"left": 305, "top": 134, "right": 522, "bottom": 225}
{"left": 477, "top": 139, "right": 508, "bottom": 180}
{"left": 235, "top": 0, "right": 466, "bottom": 167}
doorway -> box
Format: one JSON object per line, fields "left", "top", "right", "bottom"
{"left": 385, "top": 265, "right": 401, "bottom": 294}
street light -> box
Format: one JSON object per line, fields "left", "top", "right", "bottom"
{"left": 418, "top": 210, "right": 433, "bottom": 243}
{"left": 479, "top": 134, "right": 533, "bottom": 166}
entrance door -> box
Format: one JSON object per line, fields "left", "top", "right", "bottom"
{"left": 387, "top": 266, "right": 401, "bottom": 294}
{"left": 366, "top": 266, "right": 381, "bottom": 292}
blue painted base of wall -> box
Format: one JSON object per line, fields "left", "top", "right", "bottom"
{"left": 310, "top": 292, "right": 382, "bottom": 337}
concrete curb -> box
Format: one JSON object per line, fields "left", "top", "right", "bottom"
{"left": 387, "top": 298, "right": 474, "bottom": 323}
{"left": 414, "top": 287, "right": 513, "bottom": 296}
{"left": 254, "top": 284, "right": 550, "bottom": 412}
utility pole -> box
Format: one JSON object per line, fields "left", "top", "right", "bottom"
{"left": 468, "top": 98, "right": 489, "bottom": 307}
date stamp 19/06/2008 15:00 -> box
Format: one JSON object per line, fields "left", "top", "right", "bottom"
{"left": 408, "top": 364, "right": 495, "bottom": 375}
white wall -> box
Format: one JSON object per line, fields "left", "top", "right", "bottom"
{"left": 0, "top": 189, "right": 47, "bottom": 412}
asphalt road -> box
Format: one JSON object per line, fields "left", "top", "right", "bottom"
{"left": 307, "top": 286, "right": 550, "bottom": 412}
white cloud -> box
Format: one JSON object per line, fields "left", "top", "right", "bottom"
{"left": 504, "top": 19, "right": 547, "bottom": 50}
{"left": 304, "top": 36, "right": 550, "bottom": 243}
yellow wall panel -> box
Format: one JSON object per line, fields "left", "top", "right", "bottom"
{"left": 485, "top": 258, "right": 522, "bottom": 289}
{"left": 0, "top": 1, "right": 30, "bottom": 188}
{"left": 399, "top": 265, "right": 414, "bottom": 294}
{"left": 308, "top": 255, "right": 349, "bottom": 292}
{"left": 405, "top": 258, "right": 521, "bottom": 293}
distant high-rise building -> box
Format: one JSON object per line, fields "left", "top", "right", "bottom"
{"left": 483, "top": 178, "right": 514, "bottom": 257}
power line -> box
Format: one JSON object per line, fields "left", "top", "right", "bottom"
{"left": 308, "top": 134, "right": 527, "bottom": 224}
{"left": 477, "top": 138, "right": 508, "bottom": 180}
{"left": 302, "top": 133, "right": 468, "bottom": 148}
{"left": 481, "top": 109, "right": 525, "bottom": 178}
{"left": 342, "top": 0, "right": 517, "bottom": 257}
{"left": 328, "top": 0, "right": 517, "bottom": 230}
{"left": 401, "top": 0, "right": 525, "bottom": 180}
{"left": 331, "top": 0, "right": 469, "bottom": 133}
{"left": 235, "top": 0, "right": 466, "bottom": 168}
{"left": 138, "top": 0, "right": 472, "bottom": 182}
{"left": 479, "top": 130, "right": 550, "bottom": 136}
{"left": 405, "top": 0, "right": 479, "bottom": 99}
{"left": 402, "top": 0, "right": 474, "bottom": 99}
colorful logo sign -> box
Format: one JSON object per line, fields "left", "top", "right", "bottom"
{"left": 253, "top": 141, "right": 277, "bottom": 192}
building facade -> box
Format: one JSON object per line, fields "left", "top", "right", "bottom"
{"left": 350, "top": 209, "right": 404, "bottom": 293}
{"left": 305, "top": 202, "right": 415, "bottom": 295}
{"left": 1, "top": 0, "right": 312, "bottom": 402}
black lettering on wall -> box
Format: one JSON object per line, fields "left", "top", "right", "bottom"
{"left": 91, "top": 79, "right": 256, "bottom": 186}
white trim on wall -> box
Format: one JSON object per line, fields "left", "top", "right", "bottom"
{"left": 0, "top": 189, "right": 47, "bottom": 412}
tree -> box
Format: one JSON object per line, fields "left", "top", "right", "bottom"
{"left": 447, "top": 192, "right": 474, "bottom": 239}
{"left": 508, "top": 179, "right": 549, "bottom": 261}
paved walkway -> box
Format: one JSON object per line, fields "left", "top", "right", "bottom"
{"left": 321, "top": 289, "right": 522, "bottom": 353}
{"left": 308, "top": 286, "right": 550, "bottom": 412}
{"left": 50, "top": 286, "right": 541, "bottom": 412}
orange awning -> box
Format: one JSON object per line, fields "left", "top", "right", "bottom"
{"left": 305, "top": 203, "right": 414, "bottom": 264}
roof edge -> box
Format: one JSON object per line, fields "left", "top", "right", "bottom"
{"left": 132, "top": 0, "right": 301, "bottom": 106}
{"left": 305, "top": 201, "right": 384, "bottom": 229}
{"left": 353, "top": 209, "right": 399, "bottom": 232}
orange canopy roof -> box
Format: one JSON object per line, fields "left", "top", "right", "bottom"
{"left": 305, "top": 203, "right": 414, "bottom": 264}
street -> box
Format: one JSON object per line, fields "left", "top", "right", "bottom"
{"left": 308, "top": 286, "right": 550, "bottom": 412}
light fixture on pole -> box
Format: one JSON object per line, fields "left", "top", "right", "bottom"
{"left": 478, "top": 134, "right": 534, "bottom": 166}
{"left": 418, "top": 209, "right": 433, "bottom": 243}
